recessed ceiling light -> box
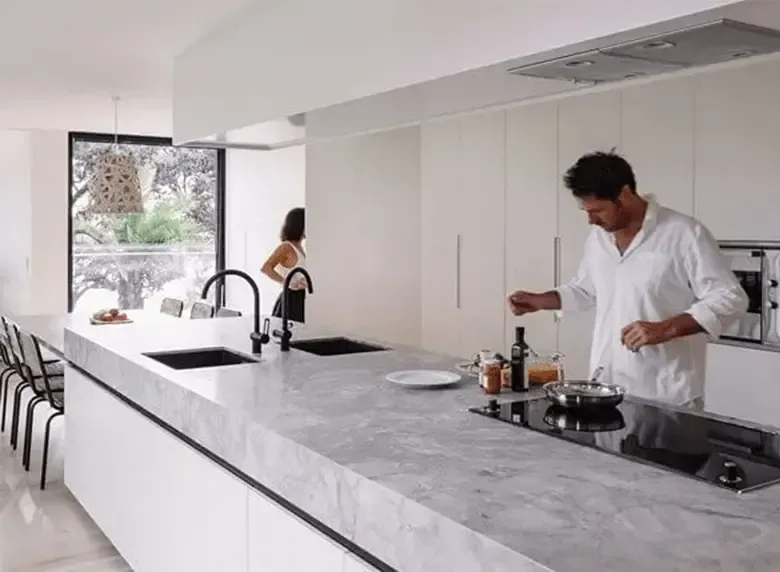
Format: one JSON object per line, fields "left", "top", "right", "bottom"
{"left": 642, "top": 40, "right": 676, "bottom": 50}
{"left": 564, "top": 60, "right": 595, "bottom": 68}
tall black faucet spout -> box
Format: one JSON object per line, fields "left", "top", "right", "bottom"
{"left": 201, "top": 269, "right": 269, "bottom": 354}
{"left": 275, "top": 267, "right": 313, "bottom": 351}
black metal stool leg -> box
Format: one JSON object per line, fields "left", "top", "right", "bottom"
{"left": 23, "top": 397, "right": 45, "bottom": 470}
{"left": 40, "top": 411, "right": 63, "bottom": 490}
{"left": 10, "top": 382, "right": 31, "bottom": 449}
{"left": 0, "top": 367, "right": 14, "bottom": 432}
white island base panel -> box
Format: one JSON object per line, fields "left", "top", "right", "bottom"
{"left": 65, "top": 366, "right": 376, "bottom": 572}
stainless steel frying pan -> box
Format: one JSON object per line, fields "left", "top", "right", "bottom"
{"left": 542, "top": 366, "right": 626, "bottom": 410}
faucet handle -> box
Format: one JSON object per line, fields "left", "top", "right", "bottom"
{"left": 261, "top": 318, "right": 271, "bottom": 342}
{"left": 272, "top": 328, "right": 292, "bottom": 341}
{"left": 250, "top": 318, "right": 272, "bottom": 352}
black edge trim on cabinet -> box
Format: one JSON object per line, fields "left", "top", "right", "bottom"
{"left": 67, "top": 362, "right": 396, "bottom": 572}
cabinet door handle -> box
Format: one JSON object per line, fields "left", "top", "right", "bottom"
{"left": 553, "top": 236, "right": 562, "bottom": 323}
{"left": 456, "top": 234, "right": 462, "bottom": 309}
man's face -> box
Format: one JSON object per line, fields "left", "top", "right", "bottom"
{"left": 578, "top": 188, "right": 631, "bottom": 232}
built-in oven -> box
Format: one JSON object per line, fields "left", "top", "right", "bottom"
{"left": 719, "top": 241, "right": 780, "bottom": 347}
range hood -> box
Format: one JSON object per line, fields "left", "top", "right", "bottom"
{"left": 181, "top": 114, "right": 307, "bottom": 151}
{"left": 507, "top": 19, "right": 780, "bottom": 84}
{"left": 178, "top": 13, "right": 780, "bottom": 151}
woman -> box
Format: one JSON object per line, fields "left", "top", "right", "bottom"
{"left": 261, "top": 207, "right": 308, "bottom": 323}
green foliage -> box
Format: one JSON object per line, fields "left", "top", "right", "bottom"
{"left": 111, "top": 202, "right": 198, "bottom": 245}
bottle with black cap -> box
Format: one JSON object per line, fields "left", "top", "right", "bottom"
{"left": 511, "top": 326, "right": 529, "bottom": 392}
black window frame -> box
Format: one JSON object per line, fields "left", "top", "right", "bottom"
{"left": 67, "top": 131, "right": 227, "bottom": 312}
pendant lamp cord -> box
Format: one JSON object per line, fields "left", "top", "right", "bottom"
{"left": 112, "top": 95, "right": 120, "bottom": 149}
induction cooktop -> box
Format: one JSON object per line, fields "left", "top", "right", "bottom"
{"left": 470, "top": 397, "right": 780, "bottom": 494}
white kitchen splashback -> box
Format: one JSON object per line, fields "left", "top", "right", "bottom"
{"left": 173, "top": 0, "right": 747, "bottom": 149}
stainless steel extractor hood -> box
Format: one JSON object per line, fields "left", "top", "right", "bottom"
{"left": 508, "top": 19, "right": 780, "bottom": 84}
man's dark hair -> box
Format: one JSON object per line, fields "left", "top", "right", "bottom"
{"left": 280, "top": 207, "right": 305, "bottom": 242}
{"left": 563, "top": 150, "right": 636, "bottom": 201}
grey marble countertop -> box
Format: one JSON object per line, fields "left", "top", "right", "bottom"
{"left": 63, "top": 316, "right": 780, "bottom": 572}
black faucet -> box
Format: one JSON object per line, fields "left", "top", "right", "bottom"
{"left": 201, "top": 269, "right": 270, "bottom": 354}
{"left": 273, "top": 267, "right": 314, "bottom": 351}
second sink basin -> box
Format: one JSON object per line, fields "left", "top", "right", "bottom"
{"left": 144, "top": 347, "right": 258, "bottom": 370}
{"left": 289, "top": 337, "right": 388, "bottom": 357}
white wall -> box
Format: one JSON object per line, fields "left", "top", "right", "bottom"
{"left": 0, "top": 130, "right": 70, "bottom": 315}
{"left": 306, "top": 127, "right": 421, "bottom": 346}
{"left": 0, "top": 130, "right": 33, "bottom": 313}
{"left": 0, "top": 95, "right": 172, "bottom": 136}
{"left": 224, "top": 146, "right": 306, "bottom": 314}
{"left": 29, "top": 131, "right": 69, "bottom": 314}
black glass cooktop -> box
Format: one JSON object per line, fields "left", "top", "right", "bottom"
{"left": 470, "top": 397, "right": 780, "bottom": 494}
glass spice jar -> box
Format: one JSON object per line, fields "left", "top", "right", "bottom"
{"left": 526, "top": 351, "right": 565, "bottom": 385}
{"left": 482, "top": 358, "right": 502, "bottom": 395}
{"left": 501, "top": 364, "right": 512, "bottom": 390}
{"left": 477, "top": 349, "right": 493, "bottom": 388}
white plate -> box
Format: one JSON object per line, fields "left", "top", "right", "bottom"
{"left": 90, "top": 317, "right": 134, "bottom": 326}
{"left": 385, "top": 370, "right": 461, "bottom": 389}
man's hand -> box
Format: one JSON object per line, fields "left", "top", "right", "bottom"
{"left": 620, "top": 320, "right": 672, "bottom": 351}
{"left": 508, "top": 291, "right": 543, "bottom": 316}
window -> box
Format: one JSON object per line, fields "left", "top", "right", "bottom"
{"left": 68, "top": 133, "right": 226, "bottom": 312}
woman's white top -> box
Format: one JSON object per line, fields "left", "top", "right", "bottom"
{"left": 274, "top": 242, "right": 306, "bottom": 281}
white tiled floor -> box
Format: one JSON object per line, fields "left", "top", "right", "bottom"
{"left": 0, "top": 382, "right": 130, "bottom": 571}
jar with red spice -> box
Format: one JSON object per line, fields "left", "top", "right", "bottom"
{"left": 482, "top": 358, "right": 502, "bottom": 395}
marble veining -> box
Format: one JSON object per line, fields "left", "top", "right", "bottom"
{"left": 63, "top": 316, "right": 780, "bottom": 572}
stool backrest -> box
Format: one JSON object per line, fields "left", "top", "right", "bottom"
{"left": 190, "top": 301, "right": 215, "bottom": 319}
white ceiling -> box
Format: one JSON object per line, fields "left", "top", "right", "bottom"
{"left": 0, "top": 0, "right": 261, "bottom": 132}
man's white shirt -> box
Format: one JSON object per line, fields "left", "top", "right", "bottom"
{"left": 556, "top": 196, "right": 748, "bottom": 406}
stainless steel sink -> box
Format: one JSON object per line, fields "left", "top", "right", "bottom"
{"left": 289, "top": 337, "right": 388, "bottom": 357}
{"left": 143, "top": 347, "right": 258, "bottom": 370}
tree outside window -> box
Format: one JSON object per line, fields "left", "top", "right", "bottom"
{"left": 70, "top": 137, "right": 223, "bottom": 312}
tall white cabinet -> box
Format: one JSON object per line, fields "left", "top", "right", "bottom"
{"left": 693, "top": 61, "right": 780, "bottom": 239}
{"left": 421, "top": 110, "right": 506, "bottom": 358}
{"left": 421, "top": 56, "right": 780, "bottom": 396}
{"left": 554, "top": 92, "right": 622, "bottom": 379}
{"left": 504, "top": 103, "right": 559, "bottom": 356}
{"left": 620, "top": 80, "right": 695, "bottom": 216}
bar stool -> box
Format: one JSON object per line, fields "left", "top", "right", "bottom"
{"left": 15, "top": 325, "right": 64, "bottom": 471}
{"left": 16, "top": 329, "right": 63, "bottom": 489}
{"left": 160, "top": 297, "right": 184, "bottom": 317}
{"left": 190, "top": 301, "right": 215, "bottom": 319}
{"left": 3, "top": 319, "right": 62, "bottom": 454}
{"left": 215, "top": 307, "right": 242, "bottom": 317}
{"left": 0, "top": 318, "right": 20, "bottom": 433}
{"left": 0, "top": 317, "right": 59, "bottom": 436}
{"left": 0, "top": 328, "right": 19, "bottom": 433}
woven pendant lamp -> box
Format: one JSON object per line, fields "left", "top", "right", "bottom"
{"left": 88, "top": 96, "right": 144, "bottom": 214}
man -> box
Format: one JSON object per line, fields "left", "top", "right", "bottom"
{"left": 509, "top": 151, "right": 747, "bottom": 408}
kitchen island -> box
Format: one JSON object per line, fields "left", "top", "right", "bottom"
{"left": 63, "top": 316, "right": 780, "bottom": 572}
